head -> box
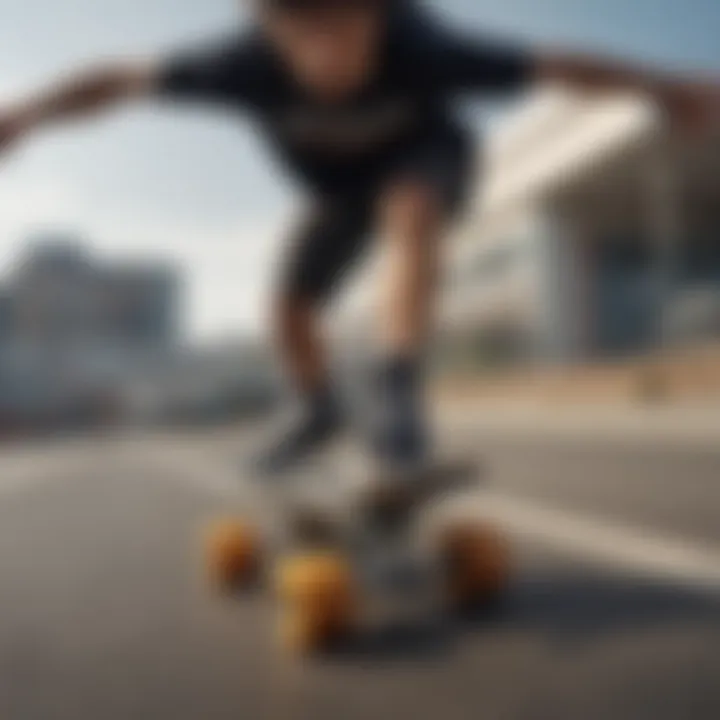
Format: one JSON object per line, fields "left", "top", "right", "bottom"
{"left": 255, "top": 0, "right": 390, "bottom": 101}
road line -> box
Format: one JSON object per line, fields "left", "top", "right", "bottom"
{"left": 74, "top": 442, "right": 720, "bottom": 591}
{"left": 462, "top": 492, "right": 720, "bottom": 590}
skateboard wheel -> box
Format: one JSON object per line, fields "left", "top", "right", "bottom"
{"left": 204, "top": 518, "right": 261, "bottom": 591}
{"left": 279, "top": 608, "right": 347, "bottom": 655}
{"left": 440, "top": 521, "right": 510, "bottom": 612}
{"left": 274, "top": 552, "right": 357, "bottom": 654}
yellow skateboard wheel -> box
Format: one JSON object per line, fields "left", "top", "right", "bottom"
{"left": 204, "top": 518, "right": 261, "bottom": 591}
{"left": 274, "top": 552, "right": 357, "bottom": 654}
{"left": 279, "top": 608, "right": 350, "bottom": 655}
{"left": 440, "top": 520, "right": 510, "bottom": 611}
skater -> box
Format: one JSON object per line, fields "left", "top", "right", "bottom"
{"left": 1, "top": 0, "right": 718, "bottom": 476}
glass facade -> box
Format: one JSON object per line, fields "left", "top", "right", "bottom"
{"left": 593, "top": 237, "right": 657, "bottom": 356}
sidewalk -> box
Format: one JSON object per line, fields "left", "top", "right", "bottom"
{"left": 439, "top": 401, "right": 720, "bottom": 448}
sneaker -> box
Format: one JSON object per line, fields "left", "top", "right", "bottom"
{"left": 253, "top": 389, "right": 344, "bottom": 476}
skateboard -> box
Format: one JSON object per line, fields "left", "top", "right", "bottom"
{"left": 202, "top": 454, "right": 510, "bottom": 655}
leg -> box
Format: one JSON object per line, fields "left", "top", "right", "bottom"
{"left": 256, "top": 196, "right": 373, "bottom": 475}
{"left": 379, "top": 180, "right": 444, "bottom": 356}
{"left": 371, "top": 127, "right": 475, "bottom": 471}
{"left": 273, "top": 286, "right": 326, "bottom": 396}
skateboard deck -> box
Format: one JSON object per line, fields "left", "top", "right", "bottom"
{"left": 280, "top": 456, "right": 480, "bottom": 541}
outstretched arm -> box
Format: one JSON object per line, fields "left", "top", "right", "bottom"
{"left": 535, "top": 51, "right": 720, "bottom": 130}
{"left": 429, "top": 19, "right": 719, "bottom": 132}
{"left": 0, "top": 62, "right": 159, "bottom": 154}
{"left": 0, "top": 31, "right": 259, "bottom": 158}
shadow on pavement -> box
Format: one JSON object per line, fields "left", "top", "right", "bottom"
{"left": 322, "top": 569, "right": 720, "bottom": 666}
{"left": 506, "top": 568, "right": 720, "bottom": 642}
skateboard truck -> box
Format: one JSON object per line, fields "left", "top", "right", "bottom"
{"left": 360, "top": 458, "right": 481, "bottom": 534}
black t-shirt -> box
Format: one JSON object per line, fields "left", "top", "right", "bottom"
{"left": 158, "top": 4, "right": 532, "bottom": 192}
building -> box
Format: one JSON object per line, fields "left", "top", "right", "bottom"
{"left": 8, "top": 238, "right": 178, "bottom": 350}
{"left": 121, "top": 339, "right": 280, "bottom": 426}
{"left": 0, "top": 237, "right": 280, "bottom": 431}
{"left": 0, "top": 237, "right": 181, "bottom": 427}
{"left": 438, "top": 87, "right": 720, "bottom": 369}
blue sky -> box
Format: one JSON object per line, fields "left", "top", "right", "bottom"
{"left": 0, "top": 0, "right": 718, "bottom": 339}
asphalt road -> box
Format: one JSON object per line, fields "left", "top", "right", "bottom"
{"left": 0, "top": 426, "right": 718, "bottom": 720}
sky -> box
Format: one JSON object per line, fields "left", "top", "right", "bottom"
{"left": 0, "top": 0, "right": 718, "bottom": 341}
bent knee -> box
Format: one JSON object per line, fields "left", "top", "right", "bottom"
{"left": 379, "top": 181, "right": 444, "bottom": 247}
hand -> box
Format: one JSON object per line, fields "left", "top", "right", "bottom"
{"left": 661, "top": 79, "right": 720, "bottom": 135}
{"left": 0, "top": 107, "right": 34, "bottom": 157}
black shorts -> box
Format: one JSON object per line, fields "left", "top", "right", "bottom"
{"left": 281, "top": 126, "right": 477, "bottom": 303}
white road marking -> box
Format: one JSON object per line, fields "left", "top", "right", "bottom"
{"left": 1, "top": 435, "right": 719, "bottom": 591}
{"left": 143, "top": 446, "right": 720, "bottom": 590}
{"left": 457, "top": 492, "right": 720, "bottom": 590}
{"left": 0, "top": 455, "right": 100, "bottom": 495}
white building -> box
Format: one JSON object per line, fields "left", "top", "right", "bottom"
{"left": 439, "top": 87, "right": 720, "bottom": 368}
{"left": 8, "top": 240, "right": 178, "bottom": 349}
{"left": 0, "top": 239, "right": 180, "bottom": 422}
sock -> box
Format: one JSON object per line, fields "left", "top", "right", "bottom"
{"left": 304, "top": 381, "right": 341, "bottom": 423}
{"left": 373, "top": 353, "right": 429, "bottom": 465}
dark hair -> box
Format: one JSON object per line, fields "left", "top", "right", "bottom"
{"left": 259, "top": 0, "right": 394, "bottom": 12}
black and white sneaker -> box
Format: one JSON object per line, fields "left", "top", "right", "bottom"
{"left": 252, "top": 388, "right": 345, "bottom": 477}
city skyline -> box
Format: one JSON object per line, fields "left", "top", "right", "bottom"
{"left": 1, "top": 0, "right": 719, "bottom": 340}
